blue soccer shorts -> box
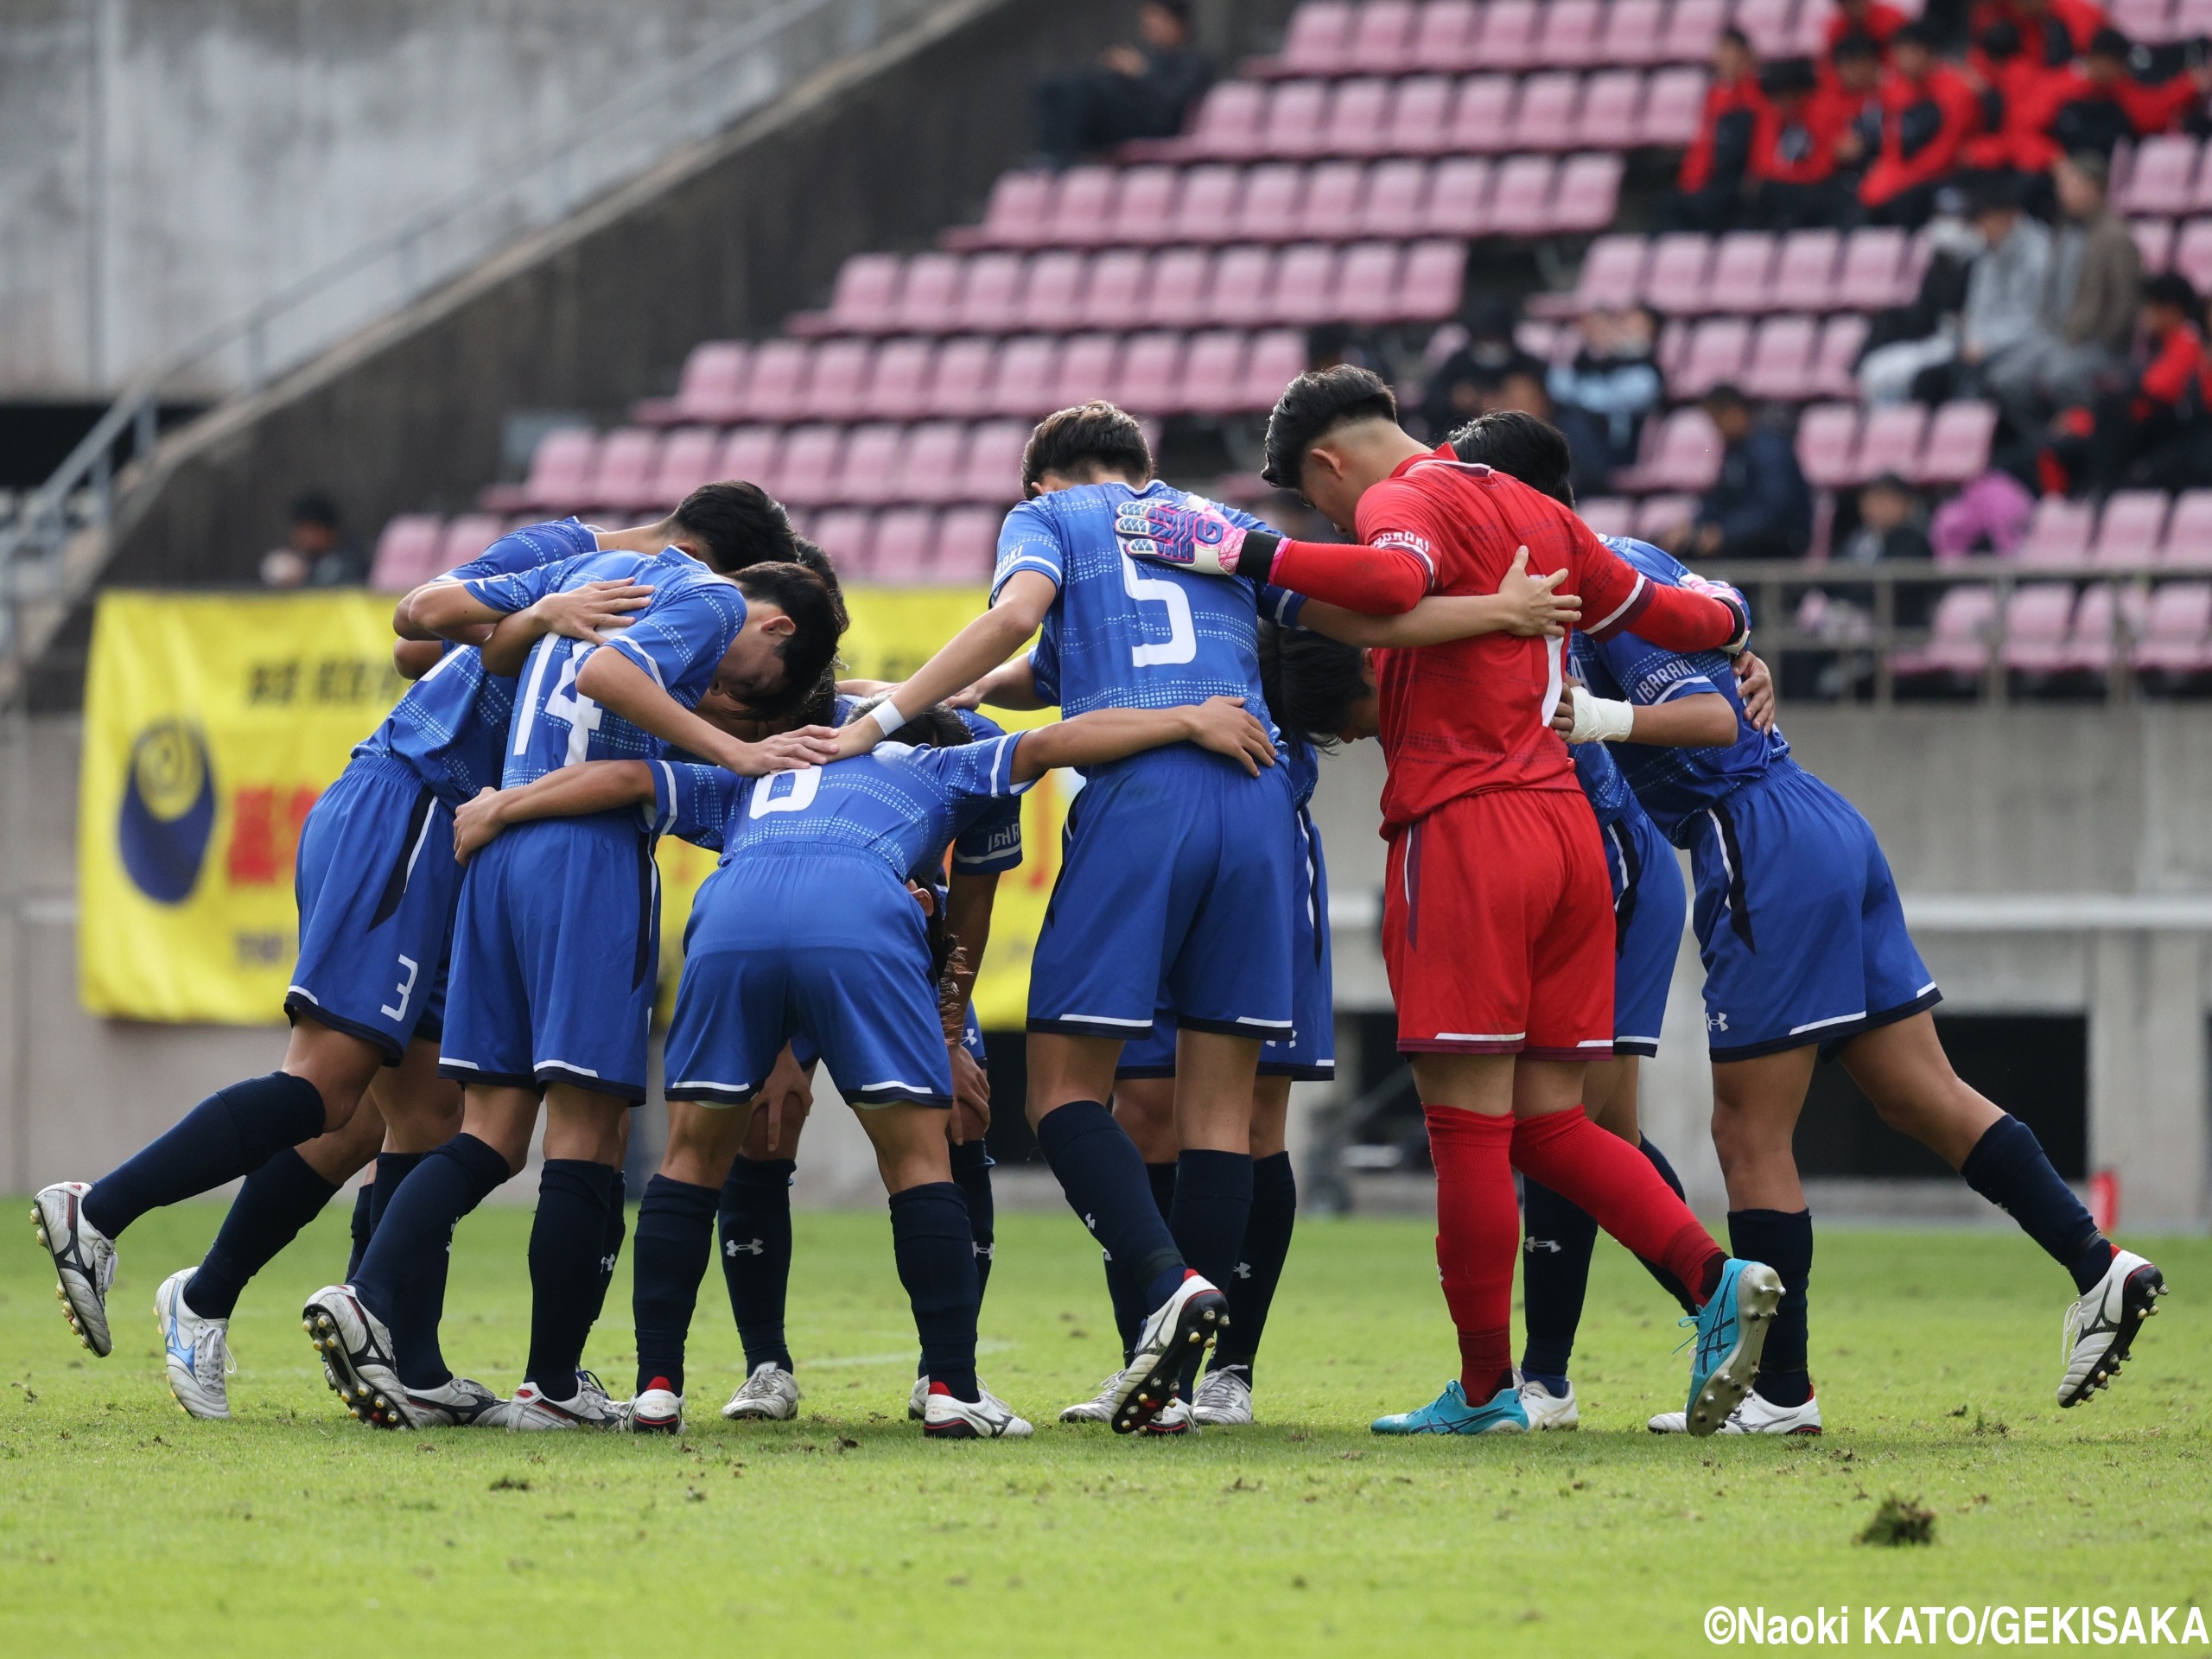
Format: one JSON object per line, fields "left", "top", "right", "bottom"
{"left": 664, "top": 852, "right": 953, "bottom": 1110}
{"left": 1031, "top": 748, "right": 1297, "bottom": 1044}
{"left": 438, "top": 813, "right": 660, "bottom": 1102}
{"left": 286, "top": 752, "right": 461, "bottom": 1065}
{"left": 1602, "top": 805, "right": 1687, "bottom": 1059}
{"left": 1688, "top": 760, "right": 1939, "bottom": 1063}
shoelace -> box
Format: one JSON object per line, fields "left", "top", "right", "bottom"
{"left": 199, "top": 1325, "right": 237, "bottom": 1388}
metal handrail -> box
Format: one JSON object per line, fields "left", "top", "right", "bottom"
{"left": 0, "top": 0, "right": 935, "bottom": 679}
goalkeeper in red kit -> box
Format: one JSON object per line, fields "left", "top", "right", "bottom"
{"left": 1116, "top": 366, "right": 1781, "bottom": 1437}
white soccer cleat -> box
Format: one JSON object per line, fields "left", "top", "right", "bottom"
{"left": 1519, "top": 1376, "right": 1580, "bottom": 1431}
{"left": 490, "top": 1373, "right": 626, "bottom": 1431}
{"left": 1058, "top": 1374, "right": 1123, "bottom": 1424}
{"left": 1141, "top": 1396, "right": 1197, "bottom": 1435}
{"left": 623, "top": 1378, "right": 685, "bottom": 1434}
{"left": 1111, "top": 1271, "right": 1229, "bottom": 1434}
{"left": 404, "top": 1375, "right": 503, "bottom": 1427}
{"left": 155, "top": 1268, "right": 233, "bottom": 1421}
{"left": 920, "top": 1383, "right": 1033, "bottom": 1439}
{"left": 302, "top": 1284, "right": 415, "bottom": 1428}
{"left": 1190, "top": 1368, "right": 1253, "bottom": 1427}
{"left": 721, "top": 1361, "right": 801, "bottom": 1421}
{"left": 1648, "top": 1389, "right": 1823, "bottom": 1435}
{"left": 2059, "top": 1249, "right": 2166, "bottom": 1408}
{"left": 907, "top": 1374, "right": 929, "bottom": 1421}
{"left": 32, "top": 1183, "right": 118, "bottom": 1357}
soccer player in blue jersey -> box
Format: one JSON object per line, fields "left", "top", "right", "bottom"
{"left": 1449, "top": 410, "right": 2167, "bottom": 1428}
{"left": 442, "top": 690, "right": 1279, "bottom": 1436}
{"left": 301, "top": 549, "right": 842, "bottom": 1430}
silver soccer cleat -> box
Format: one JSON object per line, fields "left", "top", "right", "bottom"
{"left": 32, "top": 1183, "right": 118, "bottom": 1358}
{"left": 721, "top": 1361, "right": 802, "bottom": 1421}
{"left": 155, "top": 1268, "right": 234, "bottom": 1421}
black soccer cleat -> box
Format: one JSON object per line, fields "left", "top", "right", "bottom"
{"left": 1110, "top": 1273, "right": 1229, "bottom": 1434}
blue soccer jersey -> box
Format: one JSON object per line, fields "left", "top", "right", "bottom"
{"left": 443, "top": 517, "right": 599, "bottom": 583}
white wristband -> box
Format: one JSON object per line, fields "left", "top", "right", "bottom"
{"left": 865, "top": 698, "right": 908, "bottom": 741}
{"left": 1565, "top": 686, "right": 1637, "bottom": 744}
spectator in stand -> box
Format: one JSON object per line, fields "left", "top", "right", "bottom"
{"left": 1033, "top": 1, "right": 1212, "bottom": 169}
{"left": 1858, "top": 207, "right": 1983, "bottom": 402}
{"left": 1682, "top": 384, "right": 1815, "bottom": 559}
{"left": 1418, "top": 301, "right": 1546, "bottom": 440}
{"left": 258, "top": 491, "right": 362, "bottom": 588}
{"left": 1749, "top": 58, "right": 1859, "bottom": 229}
{"left": 1828, "top": 0, "right": 1911, "bottom": 57}
{"left": 1861, "top": 23, "right": 1981, "bottom": 227}
{"left": 1962, "top": 22, "right": 2069, "bottom": 178}
{"left": 1662, "top": 28, "right": 1766, "bottom": 232}
{"left": 2049, "top": 30, "right": 2212, "bottom": 156}
{"left": 1984, "top": 150, "right": 2140, "bottom": 426}
{"left": 1821, "top": 34, "right": 1889, "bottom": 192}
{"left": 1840, "top": 474, "right": 1936, "bottom": 563}
{"left": 1548, "top": 306, "right": 1665, "bottom": 499}
{"left": 2041, "top": 273, "right": 2212, "bottom": 494}
{"left": 1970, "top": 0, "right": 2110, "bottom": 69}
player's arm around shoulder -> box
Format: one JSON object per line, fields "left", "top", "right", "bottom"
{"left": 831, "top": 569, "right": 1058, "bottom": 760}
{"left": 1295, "top": 547, "right": 1580, "bottom": 648}
{"left": 1012, "top": 697, "right": 1276, "bottom": 782}
{"left": 451, "top": 761, "right": 659, "bottom": 864}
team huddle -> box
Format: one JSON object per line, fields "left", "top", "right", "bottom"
{"left": 32, "top": 367, "right": 2168, "bottom": 1441}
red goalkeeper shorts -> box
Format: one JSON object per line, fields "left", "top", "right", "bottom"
{"left": 1382, "top": 787, "right": 1616, "bottom": 1061}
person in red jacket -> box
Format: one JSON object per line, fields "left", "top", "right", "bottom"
{"left": 1970, "top": 0, "right": 2110, "bottom": 67}
{"left": 1665, "top": 28, "right": 1769, "bottom": 231}
{"left": 2044, "top": 29, "right": 2212, "bottom": 155}
{"left": 1962, "top": 20, "right": 2081, "bottom": 175}
{"left": 1818, "top": 32, "right": 1889, "bottom": 187}
{"left": 1750, "top": 58, "right": 1858, "bottom": 228}
{"left": 2044, "top": 273, "right": 2212, "bottom": 493}
{"left": 1860, "top": 23, "right": 1983, "bottom": 226}
{"left": 1827, "top": 0, "right": 1910, "bottom": 57}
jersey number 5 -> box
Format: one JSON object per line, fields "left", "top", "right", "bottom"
{"left": 1121, "top": 555, "right": 1196, "bottom": 668}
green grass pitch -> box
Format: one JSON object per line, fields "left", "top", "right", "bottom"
{"left": 1, "top": 1201, "right": 2204, "bottom": 1656}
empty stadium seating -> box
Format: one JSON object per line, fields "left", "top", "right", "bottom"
{"left": 1249, "top": 0, "right": 1800, "bottom": 75}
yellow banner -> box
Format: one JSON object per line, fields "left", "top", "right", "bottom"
{"left": 81, "top": 586, "right": 1058, "bottom": 1030}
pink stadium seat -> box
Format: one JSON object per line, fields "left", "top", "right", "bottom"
{"left": 800, "top": 339, "right": 874, "bottom": 420}
{"left": 1384, "top": 76, "right": 1459, "bottom": 156}
{"left": 953, "top": 171, "right": 1054, "bottom": 250}
{"left": 935, "top": 506, "right": 1002, "bottom": 582}
{"left": 1325, "top": 78, "right": 1397, "bottom": 156}
{"left": 1837, "top": 227, "right": 1910, "bottom": 310}
{"left": 658, "top": 341, "right": 751, "bottom": 424}
{"left": 869, "top": 508, "right": 939, "bottom": 582}
{"left": 1397, "top": 239, "right": 1468, "bottom": 320}
{"left": 2164, "top": 488, "right": 2212, "bottom": 566}
{"left": 1743, "top": 315, "right": 1819, "bottom": 399}
{"left": 1511, "top": 73, "right": 1584, "bottom": 150}
{"left": 1577, "top": 71, "right": 1649, "bottom": 150}
{"left": 2059, "top": 582, "right": 2152, "bottom": 674}
{"left": 1999, "top": 582, "right": 2079, "bottom": 675}
{"left": 1916, "top": 401, "right": 1999, "bottom": 486}
{"left": 587, "top": 428, "right": 664, "bottom": 511}
{"left": 989, "top": 337, "right": 1061, "bottom": 417}
{"left": 2133, "top": 217, "right": 2176, "bottom": 275}
{"left": 1117, "top": 332, "right": 1187, "bottom": 414}
{"left": 1349, "top": 0, "right": 1419, "bottom": 71}
{"left": 1425, "top": 157, "right": 1494, "bottom": 236}
{"left": 1273, "top": 244, "right": 1341, "bottom": 325}
{"left": 497, "top": 428, "right": 596, "bottom": 512}
{"left": 951, "top": 252, "right": 1026, "bottom": 334}
{"left": 2133, "top": 582, "right": 2212, "bottom": 679}
{"left": 1236, "top": 163, "right": 1309, "bottom": 242}
{"left": 1795, "top": 403, "right": 1861, "bottom": 490}
{"left": 1279, "top": 3, "right": 1356, "bottom": 74}
{"left": 438, "top": 514, "right": 505, "bottom": 570}
{"left": 1643, "top": 233, "right": 1713, "bottom": 314}
{"left": 646, "top": 427, "right": 721, "bottom": 507}
{"left": 1359, "top": 158, "right": 1433, "bottom": 238}
{"left": 1855, "top": 403, "right": 1929, "bottom": 482}
{"left": 1708, "top": 232, "right": 1778, "bottom": 313}
{"left": 1168, "top": 165, "right": 1245, "bottom": 243}
{"left": 893, "top": 253, "right": 965, "bottom": 333}
{"left": 1146, "top": 247, "right": 1216, "bottom": 327}
{"left": 1567, "top": 234, "right": 1649, "bottom": 313}
{"left": 1891, "top": 585, "right": 1999, "bottom": 682}
{"left": 1180, "top": 330, "right": 1251, "bottom": 416}
{"left": 2018, "top": 496, "right": 2095, "bottom": 565}
{"left": 1616, "top": 406, "right": 1724, "bottom": 490}
{"left": 2119, "top": 137, "right": 2200, "bottom": 217}
{"left": 1083, "top": 250, "right": 1154, "bottom": 330}
{"left": 1411, "top": 1, "right": 1483, "bottom": 69}
{"left": 824, "top": 254, "right": 904, "bottom": 334}
{"left": 1045, "top": 167, "right": 1122, "bottom": 248}
{"left": 2172, "top": 219, "right": 2212, "bottom": 296}
{"left": 1489, "top": 156, "right": 1559, "bottom": 237}
{"left": 810, "top": 508, "right": 877, "bottom": 576}
{"left": 835, "top": 423, "right": 906, "bottom": 508}
{"left": 1601, "top": 0, "right": 1671, "bottom": 64}
{"left": 1578, "top": 496, "right": 1637, "bottom": 539}
{"left": 2113, "top": 0, "right": 2177, "bottom": 38}
{"left": 1813, "top": 313, "right": 1869, "bottom": 397}
{"left": 1634, "top": 493, "right": 1700, "bottom": 543}
{"left": 1640, "top": 67, "right": 1709, "bottom": 143}
{"left": 1536, "top": 0, "right": 1606, "bottom": 66}
{"left": 1052, "top": 334, "right": 1123, "bottom": 409}
{"left": 1211, "top": 246, "right": 1281, "bottom": 327}
{"left": 926, "top": 337, "right": 999, "bottom": 419}
{"left": 1478, "top": 0, "right": 1544, "bottom": 70}
{"left": 715, "top": 427, "right": 784, "bottom": 497}
{"left": 1177, "top": 82, "right": 1272, "bottom": 162}
{"left": 1447, "top": 77, "right": 1521, "bottom": 155}
{"left": 1657, "top": 316, "right": 1690, "bottom": 381}
{"left": 368, "top": 515, "right": 443, "bottom": 593}
{"left": 1551, "top": 154, "right": 1625, "bottom": 234}
{"left": 1662, "top": 0, "right": 1729, "bottom": 59}
{"left": 1240, "top": 328, "right": 1309, "bottom": 410}
{"left": 1301, "top": 161, "right": 1368, "bottom": 237}
{"left": 1338, "top": 241, "right": 1404, "bottom": 324}
{"left": 1675, "top": 318, "right": 1753, "bottom": 397}
{"left": 1770, "top": 229, "right": 1842, "bottom": 312}
{"left": 958, "top": 423, "right": 1030, "bottom": 502}
{"left": 890, "top": 422, "right": 972, "bottom": 507}
{"left": 1733, "top": 0, "right": 1800, "bottom": 57}
{"left": 2195, "top": 143, "right": 2212, "bottom": 213}
{"left": 1017, "top": 251, "right": 1090, "bottom": 331}
{"left": 1109, "top": 165, "right": 1182, "bottom": 245}
{"left": 776, "top": 426, "right": 848, "bottom": 509}
{"left": 863, "top": 338, "right": 937, "bottom": 421}
{"left": 2092, "top": 489, "right": 2172, "bottom": 565}
{"left": 1265, "top": 81, "right": 1334, "bottom": 160}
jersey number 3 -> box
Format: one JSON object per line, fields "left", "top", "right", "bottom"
{"left": 1122, "top": 555, "right": 1196, "bottom": 667}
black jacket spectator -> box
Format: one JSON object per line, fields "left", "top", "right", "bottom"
{"left": 1035, "top": 3, "right": 1213, "bottom": 168}
{"left": 1690, "top": 387, "right": 1815, "bottom": 559}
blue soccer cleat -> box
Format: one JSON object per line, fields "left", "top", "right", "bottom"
{"left": 1371, "top": 1380, "right": 1530, "bottom": 1435}
{"left": 1683, "top": 1257, "right": 1783, "bottom": 1436}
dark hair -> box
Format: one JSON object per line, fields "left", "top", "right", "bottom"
{"left": 728, "top": 561, "right": 842, "bottom": 721}
{"left": 1701, "top": 382, "right": 1751, "bottom": 413}
{"left": 1446, "top": 410, "right": 1577, "bottom": 506}
{"left": 1893, "top": 20, "right": 1935, "bottom": 48}
{"left": 2088, "top": 26, "right": 2133, "bottom": 57}
{"left": 1719, "top": 25, "right": 1751, "bottom": 48}
{"left": 783, "top": 533, "right": 849, "bottom": 632}
{"left": 1262, "top": 624, "right": 1371, "bottom": 753}
{"left": 1020, "top": 402, "right": 1153, "bottom": 494}
{"left": 1762, "top": 56, "right": 1818, "bottom": 97}
{"left": 850, "top": 691, "right": 974, "bottom": 750}
{"left": 1145, "top": 0, "right": 1194, "bottom": 21}
{"left": 2143, "top": 271, "right": 2203, "bottom": 321}
{"left": 1261, "top": 365, "right": 1401, "bottom": 489}
{"left": 1968, "top": 168, "right": 2023, "bottom": 213}
{"left": 1977, "top": 19, "right": 2022, "bottom": 57}
{"left": 671, "top": 480, "right": 798, "bottom": 574}
{"left": 290, "top": 491, "right": 340, "bottom": 527}
{"left": 797, "top": 668, "right": 840, "bottom": 729}
{"left": 1831, "top": 29, "right": 1881, "bottom": 61}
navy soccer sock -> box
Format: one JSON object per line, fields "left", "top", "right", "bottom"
{"left": 345, "top": 1183, "right": 376, "bottom": 1281}
{"left": 524, "top": 1160, "right": 616, "bottom": 1396}
{"left": 362, "top": 1151, "right": 439, "bottom": 1323}
{"left": 1635, "top": 1138, "right": 1699, "bottom": 1315}
{"left": 1147, "top": 1160, "right": 1179, "bottom": 1222}
{"left": 83, "top": 1072, "right": 327, "bottom": 1240}
{"left": 1212, "top": 1150, "right": 1296, "bottom": 1382}
{"left": 353, "top": 1133, "right": 510, "bottom": 1390}
{"left": 1036, "top": 1102, "right": 1186, "bottom": 1313}
{"left": 632, "top": 1174, "right": 718, "bottom": 1396}
{"left": 950, "top": 1138, "right": 996, "bottom": 1302}
{"left": 719, "top": 1155, "right": 797, "bottom": 1373}
{"left": 583, "top": 1170, "right": 627, "bottom": 1332}
{"left": 890, "top": 1183, "right": 981, "bottom": 1403}
{"left": 184, "top": 1147, "right": 340, "bottom": 1321}
{"left": 1730, "top": 1208, "right": 1815, "bottom": 1408}
{"left": 1102, "top": 1160, "right": 1179, "bottom": 1363}
{"left": 1960, "top": 1115, "right": 2112, "bottom": 1294}
{"left": 1170, "top": 1150, "right": 1251, "bottom": 1394}
{"left": 1517, "top": 1176, "right": 1599, "bottom": 1388}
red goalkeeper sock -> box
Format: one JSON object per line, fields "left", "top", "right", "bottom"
{"left": 1423, "top": 1105, "right": 1521, "bottom": 1401}
{"left": 1511, "top": 1109, "right": 1726, "bottom": 1307}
